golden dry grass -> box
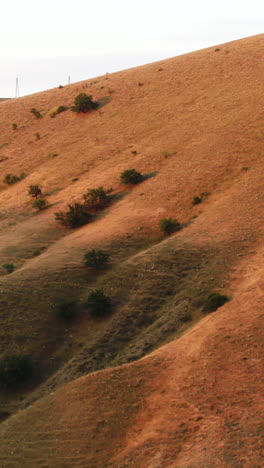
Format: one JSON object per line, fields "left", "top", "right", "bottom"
{"left": 0, "top": 34, "right": 263, "bottom": 466}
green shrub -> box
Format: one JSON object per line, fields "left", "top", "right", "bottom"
{"left": 2, "top": 263, "right": 15, "bottom": 274}
{"left": 86, "top": 290, "right": 112, "bottom": 317}
{"left": 30, "top": 108, "right": 42, "bottom": 119}
{"left": 159, "top": 218, "right": 181, "bottom": 235}
{"left": 4, "top": 173, "right": 21, "bottom": 185}
{"left": 202, "top": 292, "right": 229, "bottom": 313}
{"left": 57, "top": 105, "right": 68, "bottom": 113}
{"left": 55, "top": 203, "right": 92, "bottom": 228}
{"left": 50, "top": 105, "right": 69, "bottom": 118}
{"left": 83, "top": 187, "right": 110, "bottom": 211}
{"left": 28, "top": 185, "right": 42, "bottom": 198}
{"left": 56, "top": 299, "right": 76, "bottom": 320}
{"left": 35, "top": 132, "right": 41, "bottom": 140}
{"left": 84, "top": 249, "right": 109, "bottom": 269}
{"left": 0, "top": 354, "right": 34, "bottom": 389}
{"left": 71, "top": 93, "right": 98, "bottom": 113}
{"left": 12, "top": 123, "right": 17, "bottom": 130}
{"left": 120, "top": 169, "right": 143, "bottom": 184}
{"left": 32, "top": 198, "right": 48, "bottom": 210}
{"left": 192, "top": 196, "right": 202, "bottom": 205}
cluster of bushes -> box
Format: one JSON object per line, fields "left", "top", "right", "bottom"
{"left": 55, "top": 187, "right": 111, "bottom": 228}
{"left": 55, "top": 202, "right": 92, "bottom": 228}
{"left": 28, "top": 185, "right": 48, "bottom": 211}
{"left": 55, "top": 249, "right": 111, "bottom": 322}
{"left": 3, "top": 173, "right": 26, "bottom": 185}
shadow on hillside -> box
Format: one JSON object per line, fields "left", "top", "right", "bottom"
{"left": 143, "top": 171, "right": 158, "bottom": 181}
{"left": 96, "top": 96, "right": 111, "bottom": 109}
{"left": 109, "top": 190, "right": 130, "bottom": 202}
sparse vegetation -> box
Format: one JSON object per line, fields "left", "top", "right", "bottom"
{"left": 120, "top": 169, "right": 143, "bottom": 184}
{"left": 71, "top": 93, "right": 98, "bottom": 113}
{"left": 12, "top": 123, "right": 17, "bottom": 130}
{"left": 2, "top": 263, "right": 15, "bottom": 274}
{"left": 86, "top": 290, "right": 112, "bottom": 317}
{"left": 55, "top": 299, "right": 77, "bottom": 320}
{"left": 84, "top": 249, "right": 110, "bottom": 269}
{"left": 83, "top": 187, "right": 110, "bottom": 211}
{"left": 28, "top": 185, "right": 42, "bottom": 198}
{"left": 30, "top": 108, "right": 42, "bottom": 119}
{"left": 0, "top": 355, "right": 34, "bottom": 389}
{"left": 192, "top": 196, "right": 202, "bottom": 205}
{"left": 32, "top": 198, "right": 48, "bottom": 210}
{"left": 55, "top": 203, "right": 92, "bottom": 228}
{"left": 159, "top": 218, "right": 181, "bottom": 235}
{"left": 50, "top": 105, "right": 69, "bottom": 118}
{"left": 202, "top": 292, "right": 229, "bottom": 313}
{"left": 3, "top": 173, "right": 25, "bottom": 185}
{"left": 35, "top": 132, "right": 41, "bottom": 140}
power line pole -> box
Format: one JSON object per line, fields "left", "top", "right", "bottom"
{"left": 68, "top": 75, "right": 70, "bottom": 85}
{"left": 15, "top": 77, "right": 19, "bottom": 98}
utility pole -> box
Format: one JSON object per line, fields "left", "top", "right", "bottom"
{"left": 68, "top": 75, "right": 70, "bottom": 85}
{"left": 15, "top": 77, "right": 19, "bottom": 98}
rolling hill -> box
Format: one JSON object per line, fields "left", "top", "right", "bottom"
{"left": 0, "top": 34, "right": 263, "bottom": 467}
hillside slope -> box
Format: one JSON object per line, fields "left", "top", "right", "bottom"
{"left": 0, "top": 34, "right": 263, "bottom": 466}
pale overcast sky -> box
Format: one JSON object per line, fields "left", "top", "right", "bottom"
{"left": 0, "top": 0, "right": 263, "bottom": 96}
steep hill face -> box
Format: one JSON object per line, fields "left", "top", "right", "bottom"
{"left": 0, "top": 34, "right": 263, "bottom": 466}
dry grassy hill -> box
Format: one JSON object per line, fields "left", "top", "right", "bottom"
{"left": 0, "top": 34, "right": 263, "bottom": 467}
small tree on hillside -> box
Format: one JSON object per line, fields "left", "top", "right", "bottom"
{"left": 55, "top": 203, "right": 92, "bottom": 228}
{"left": 86, "top": 290, "right": 112, "bottom": 317}
{"left": 83, "top": 187, "right": 110, "bottom": 211}
{"left": 28, "top": 185, "right": 42, "bottom": 198}
{"left": 159, "top": 218, "right": 181, "bottom": 235}
{"left": 71, "top": 93, "right": 98, "bottom": 113}
{"left": 120, "top": 169, "right": 143, "bottom": 185}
